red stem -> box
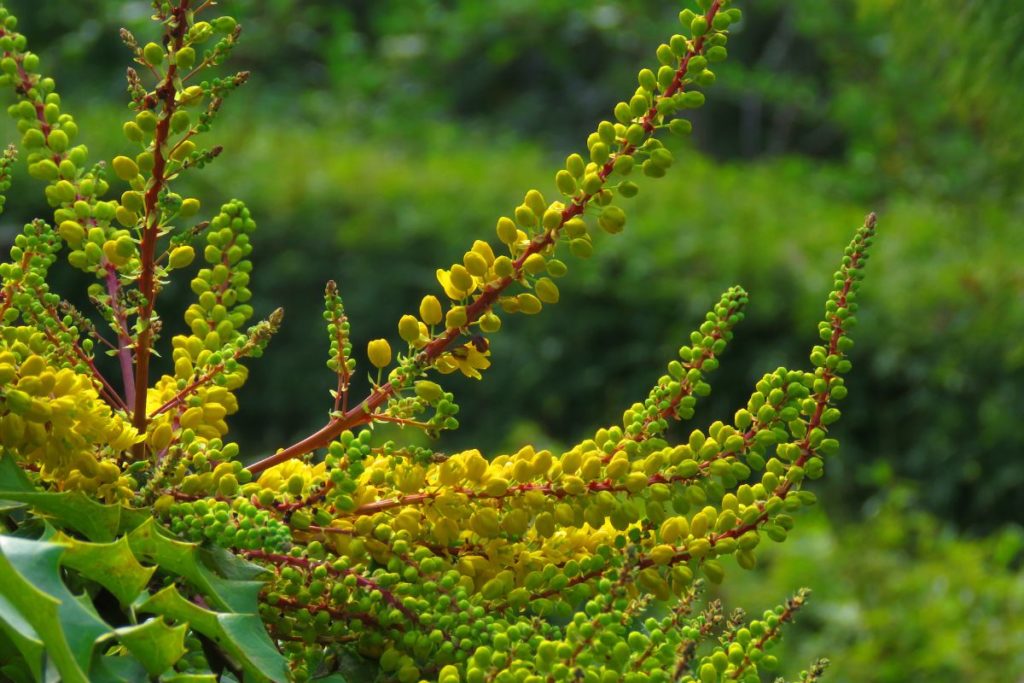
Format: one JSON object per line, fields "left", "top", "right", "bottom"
{"left": 248, "top": 0, "right": 724, "bottom": 475}
{"left": 132, "top": 0, "right": 191, "bottom": 451}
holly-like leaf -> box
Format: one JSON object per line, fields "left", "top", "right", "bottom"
{"left": 114, "top": 617, "right": 188, "bottom": 676}
{"left": 0, "top": 535, "right": 111, "bottom": 683}
{"left": 127, "top": 518, "right": 263, "bottom": 613}
{"left": 55, "top": 532, "right": 157, "bottom": 604}
{"left": 138, "top": 585, "right": 288, "bottom": 683}
{"left": 200, "top": 544, "right": 272, "bottom": 582}
{"left": 0, "top": 591, "right": 43, "bottom": 682}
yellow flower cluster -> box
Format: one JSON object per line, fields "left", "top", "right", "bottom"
{"left": 0, "top": 328, "right": 138, "bottom": 500}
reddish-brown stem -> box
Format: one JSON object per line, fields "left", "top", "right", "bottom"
{"left": 104, "top": 263, "right": 136, "bottom": 407}
{"left": 132, "top": 0, "right": 191, "bottom": 451}
{"left": 242, "top": 549, "right": 421, "bottom": 626}
{"left": 248, "top": 0, "right": 725, "bottom": 475}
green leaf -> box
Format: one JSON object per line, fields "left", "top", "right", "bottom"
{"left": 160, "top": 675, "right": 218, "bottom": 683}
{"left": 0, "top": 454, "right": 122, "bottom": 541}
{"left": 139, "top": 585, "right": 288, "bottom": 683}
{"left": 87, "top": 654, "right": 151, "bottom": 683}
{"left": 0, "top": 602, "right": 42, "bottom": 682}
{"left": 55, "top": 532, "right": 156, "bottom": 604}
{"left": 200, "top": 544, "right": 272, "bottom": 582}
{"left": 127, "top": 518, "right": 264, "bottom": 613}
{"left": 0, "top": 453, "right": 34, "bottom": 493}
{"left": 114, "top": 617, "right": 188, "bottom": 676}
{"left": 0, "top": 535, "right": 111, "bottom": 683}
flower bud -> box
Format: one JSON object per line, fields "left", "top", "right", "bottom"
{"left": 450, "top": 264, "right": 473, "bottom": 292}
{"left": 419, "top": 295, "right": 442, "bottom": 325}
{"left": 599, "top": 206, "right": 626, "bottom": 234}
{"left": 535, "top": 277, "right": 559, "bottom": 304}
{"left": 398, "top": 315, "right": 420, "bottom": 343}
{"left": 174, "top": 46, "right": 196, "bottom": 70}
{"left": 445, "top": 306, "right": 467, "bottom": 329}
{"left": 367, "top": 339, "right": 391, "bottom": 368}
{"left": 479, "top": 312, "right": 501, "bottom": 333}
{"left": 143, "top": 42, "right": 164, "bottom": 66}
{"left": 111, "top": 155, "right": 139, "bottom": 181}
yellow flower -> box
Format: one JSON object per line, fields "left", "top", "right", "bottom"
{"left": 436, "top": 268, "right": 474, "bottom": 300}
{"left": 435, "top": 342, "right": 491, "bottom": 379}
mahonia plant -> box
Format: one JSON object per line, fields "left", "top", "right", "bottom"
{"left": 0, "top": 1, "right": 875, "bottom": 682}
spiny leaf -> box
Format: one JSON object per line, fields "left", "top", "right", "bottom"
{"left": 0, "top": 590, "right": 43, "bottom": 682}
{"left": 0, "top": 535, "right": 111, "bottom": 683}
{"left": 0, "top": 455, "right": 121, "bottom": 541}
{"left": 113, "top": 617, "right": 188, "bottom": 676}
{"left": 138, "top": 585, "right": 288, "bottom": 683}
{"left": 127, "top": 517, "right": 264, "bottom": 613}
{"left": 54, "top": 532, "right": 156, "bottom": 605}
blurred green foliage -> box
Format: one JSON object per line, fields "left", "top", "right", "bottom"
{"left": 0, "top": 2, "right": 1021, "bottom": 676}
{"left": 723, "top": 489, "right": 1024, "bottom": 682}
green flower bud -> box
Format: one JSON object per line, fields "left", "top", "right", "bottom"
{"left": 58, "top": 220, "right": 85, "bottom": 245}
{"left": 613, "top": 101, "right": 633, "bottom": 124}
{"left": 514, "top": 204, "right": 536, "bottom": 228}
{"left": 517, "top": 293, "right": 542, "bottom": 315}
{"left": 656, "top": 43, "right": 676, "bottom": 67}
{"left": 542, "top": 208, "right": 563, "bottom": 231}
{"left": 613, "top": 154, "right": 635, "bottom": 176}
{"left": 175, "top": 46, "right": 196, "bottom": 70}
{"left": 707, "top": 45, "right": 728, "bottom": 62}
{"left": 637, "top": 68, "right": 658, "bottom": 93}
{"left": 170, "top": 109, "right": 191, "bottom": 134}
{"left": 213, "top": 16, "right": 237, "bottom": 33}
{"left": 566, "top": 153, "right": 586, "bottom": 178}
{"left": 136, "top": 110, "right": 158, "bottom": 131}
{"left": 535, "top": 277, "right": 559, "bottom": 304}
{"left": 570, "top": 238, "right": 593, "bottom": 259}
{"left": 582, "top": 173, "right": 603, "bottom": 195}
{"left": 111, "top": 155, "right": 139, "bottom": 181}
{"left": 479, "top": 312, "right": 501, "bottom": 333}
{"left": 180, "top": 197, "right": 200, "bottom": 217}
{"left": 642, "top": 159, "right": 666, "bottom": 178}
{"left": 679, "top": 91, "right": 706, "bottom": 108}
{"left": 547, "top": 258, "right": 568, "bottom": 277}
{"left": 555, "top": 170, "right": 577, "bottom": 196}
{"left": 29, "top": 159, "right": 59, "bottom": 181}
{"left": 564, "top": 218, "right": 587, "bottom": 238}
{"left": 523, "top": 253, "right": 546, "bottom": 275}
{"left": 493, "top": 255, "right": 514, "bottom": 278}
{"left": 415, "top": 380, "right": 443, "bottom": 402}
{"left": 143, "top": 42, "right": 164, "bottom": 66}
{"left": 367, "top": 339, "right": 392, "bottom": 368}
{"left": 169, "top": 245, "right": 195, "bottom": 269}
{"left": 599, "top": 206, "right": 626, "bottom": 234}
{"left": 47, "top": 129, "right": 68, "bottom": 153}
{"left": 691, "top": 16, "right": 708, "bottom": 37}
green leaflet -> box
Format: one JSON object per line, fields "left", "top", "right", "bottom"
{"left": 0, "top": 535, "right": 110, "bottom": 683}
{"left": 54, "top": 532, "right": 156, "bottom": 604}
{"left": 139, "top": 585, "right": 289, "bottom": 683}
{"left": 113, "top": 617, "right": 189, "bottom": 676}
{"left": 127, "top": 517, "right": 265, "bottom": 613}
{"left": 0, "top": 455, "right": 120, "bottom": 542}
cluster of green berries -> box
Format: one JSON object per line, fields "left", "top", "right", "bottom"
{"left": 166, "top": 496, "right": 291, "bottom": 551}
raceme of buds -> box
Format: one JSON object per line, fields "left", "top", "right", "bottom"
{"left": 0, "top": 1, "right": 870, "bottom": 682}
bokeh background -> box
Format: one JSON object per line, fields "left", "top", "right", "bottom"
{"left": 1, "top": 1, "right": 1022, "bottom": 680}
